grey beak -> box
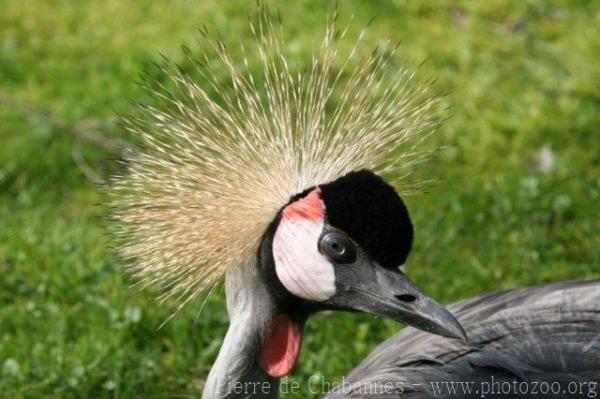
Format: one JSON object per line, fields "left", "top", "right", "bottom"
{"left": 329, "top": 263, "right": 467, "bottom": 341}
{"left": 372, "top": 266, "right": 467, "bottom": 340}
{"left": 391, "top": 291, "right": 467, "bottom": 340}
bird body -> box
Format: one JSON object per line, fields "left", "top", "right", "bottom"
{"left": 329, "top": 280, "right": 600, "bottom": 399}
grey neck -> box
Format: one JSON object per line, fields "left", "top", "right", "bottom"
{"left": 202, "top": 259, "right": 280, "bottom": 399}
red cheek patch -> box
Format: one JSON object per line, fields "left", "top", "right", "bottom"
{"left": 282, "top": 188, "right": 324, "bottom": 221}
{"left": 258, "top": 314, "right": 302, "bottom": 378}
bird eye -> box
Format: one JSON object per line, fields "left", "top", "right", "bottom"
{"left": 318, "top": 232, "right": 356, "bottom": 264}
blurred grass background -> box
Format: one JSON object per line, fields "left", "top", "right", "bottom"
{"left": 1, "top": 1, "right": 599, "bottom": 397}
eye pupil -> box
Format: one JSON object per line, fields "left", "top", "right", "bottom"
{"left": 326, "top": 237, "right": 344, "bottom": 254}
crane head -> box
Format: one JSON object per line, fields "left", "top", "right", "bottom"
{"left": 255, "top": 169, "right": 465, "bottom": 377}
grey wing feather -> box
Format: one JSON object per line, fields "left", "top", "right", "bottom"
{"left": 325, "top": 280, "right": 600, "bottom": 398}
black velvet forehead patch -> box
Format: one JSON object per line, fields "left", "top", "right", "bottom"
{"left": 318, "top": 169, "right": 413, "bottom": 268}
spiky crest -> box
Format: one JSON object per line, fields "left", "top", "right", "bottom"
{"left": 110, "top": 6, "right": 442, "bottom": 310}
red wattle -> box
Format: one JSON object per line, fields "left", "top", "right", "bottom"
{"left": 258, "top": 314, "right": 302, "bottom": 378}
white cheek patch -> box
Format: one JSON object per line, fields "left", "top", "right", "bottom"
{"left": 272, "top": 189, "right": 336, "bottom": 301}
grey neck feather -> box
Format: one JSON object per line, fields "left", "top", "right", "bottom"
{"left": 203, "top": 258, "right": 280, "bottom": 399}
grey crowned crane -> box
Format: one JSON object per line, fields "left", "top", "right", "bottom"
{"left": 110, "top": 9, "right": 600, "bottom": 399}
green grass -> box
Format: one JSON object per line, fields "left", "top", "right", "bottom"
{"left": 1, "top": 1, "right": 599, "bottom": 397}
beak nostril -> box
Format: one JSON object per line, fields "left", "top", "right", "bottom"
{"left": 395, "top": 294, "right": 417, "bottom": 303}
